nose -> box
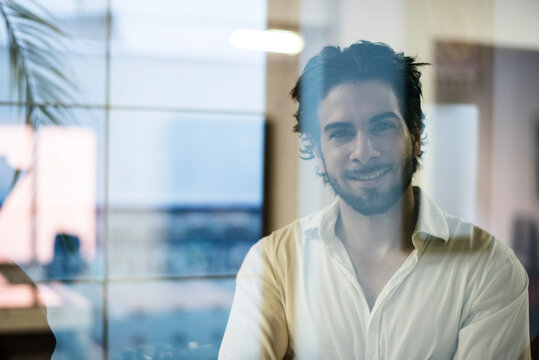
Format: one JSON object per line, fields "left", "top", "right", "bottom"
{"left": 349, "top": 131, "right": 381, "bottom": 164}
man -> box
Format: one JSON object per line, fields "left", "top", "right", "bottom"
{"left": 219, "top": 41, "right": 529, "bottom": 359}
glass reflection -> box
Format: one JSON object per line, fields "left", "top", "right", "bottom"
{"left": 108, "top": 279, "right": 234, "bottom": 360}
{"left": 0, "top": 124, "right": 98, "bottom": 281}
{"left": 107, "top": 111, "right": 265, "bottom": 279}
{"left": 40, "top": 282, "right": 103, "bottom": 360}
{"left": 0, "top": 258, "right": 56, "bottom": 358}
{"left": 109, "top": 0, "right": 266, "bottom": 112}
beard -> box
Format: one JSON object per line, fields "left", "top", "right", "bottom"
{"left": 324, "top": 152, "right": 414, "bottom": 216}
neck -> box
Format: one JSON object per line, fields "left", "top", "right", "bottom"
{"left": 336, "top": 186, "right": 418, "bottom": 258}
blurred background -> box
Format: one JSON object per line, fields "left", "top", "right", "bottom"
{"left": 0, "top": 0, "right": 538, "bottom": 358}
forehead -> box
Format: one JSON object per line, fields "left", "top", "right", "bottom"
{"left": 319, "top": 80, "right": 401, "bottom": 125}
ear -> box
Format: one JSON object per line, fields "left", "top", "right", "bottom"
{"left": 313, "top": 146, "right": 327, "bottom": 175}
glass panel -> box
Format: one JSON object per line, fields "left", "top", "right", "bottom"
{"left": 110, "top": 59, "right": 265, "bottom": 112}
{"left": 108, "top": 209, "right": 260, "bottom": 278}
{"left": 107, "top": 110, "right": 265, "bottom": 278}
{"left": 0, "top": 261, "right": 56, "bottom": 358}
{"left": 37, "top": 0, "right": 108, "bottom": 106}
{"left": 108, "top": 111, "right": 264, "bottom": 208}
{"left": 0, "top": 0, "right": 107, "bottom": 105}
{"left": 1, "top": 0, "right": 269, "bottom": 358}
{"left": 39, "top": 282, "right": 104, "bottom": 360}
{"left": 0, "top": 38, "right": 9, "bottom": 103}
{"left": 108, "top": 279, "right": 235, "bottom": 360}
{"left": 0, "top": 107, "right": 25, "bottom": 202}
{"left": 109, "top": 0, "right": 266, "bottom": 112}
{"left": 0, "top": 107, "right": 106, "bottom": 281}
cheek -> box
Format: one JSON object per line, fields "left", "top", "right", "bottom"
{"left": 315, "top": 145, "right": 349, "bottom": 174}
{"left": 380, "top": 139, "right": 413, "bottom": 166}
{"left": 324, "top": 146, "right": 349, "bottom": 163}
{"left": 381, "top": 137, "right": 408, "bottom": 154}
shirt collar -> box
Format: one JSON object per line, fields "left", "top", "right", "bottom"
{"left": 303, "top": 186, "right": 450, "bottom": 248}
{"left": 412, "top": 187, "right": 450, "bottom": 244}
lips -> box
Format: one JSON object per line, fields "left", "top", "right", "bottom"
{"left": 345, "top": 164, "right": 392, "bottom": 183}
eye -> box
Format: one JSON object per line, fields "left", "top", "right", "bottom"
{"left": 328, "top": 129, "right": 354, "bottom": 140}
{"left": 371, "top": 121, "right": 396, "bottom": 133}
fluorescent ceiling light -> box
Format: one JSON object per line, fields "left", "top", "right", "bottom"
{"left": 230, "top": 29, "right": 304, "bottom": 54}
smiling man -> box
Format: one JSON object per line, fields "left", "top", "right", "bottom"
{"left": 219, "top": 41, "right": 530, "bottom": 359}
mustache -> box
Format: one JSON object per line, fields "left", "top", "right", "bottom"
{"left": 344, "top": 163, "right": 393, "bottom": 177}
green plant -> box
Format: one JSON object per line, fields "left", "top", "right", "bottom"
{"left": 0, "top": 0, "right": 76, "bottom": 128}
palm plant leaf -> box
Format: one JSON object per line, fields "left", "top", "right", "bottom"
{"left": 0, "top": 0, "right": 77, "bottom": 127}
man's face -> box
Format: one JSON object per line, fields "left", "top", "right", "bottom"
{"left": 315, "top": 80, "right": 419, "bottom": 216}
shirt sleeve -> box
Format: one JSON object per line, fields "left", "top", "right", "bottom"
{"left": 453, "top": 243, "right": 530, "bottom": 360}
{"left": 219, "top": 241, "right": 289, "bottom": 360}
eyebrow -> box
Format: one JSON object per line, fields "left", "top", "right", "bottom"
{"left": 322, "top": 122, "right": 353, "bottom": 133}
{"left": 369, "top": 111, "right": 401, "bottom": 123}
{"left": 322, "top": 111, "right": 401, "bottom": 133}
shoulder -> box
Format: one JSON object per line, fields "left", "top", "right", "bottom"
{"left": 422, "top": 210, "right": 529, "bottom": 331}
{"left": 261, "top": 219, "right": 302, "bottom": 252}
{"left": 241, "top": 204, "right": 333, "bottom": 278}
{"left": 236, "top": 219, "right": 302, "bottom": 277}
{"left": 415, "top": 186, "right": 528, "bottom": 294}
{"left": 442, "top": 212, "right": 521, "bottom": 266}
{"left": 429, "top": 211, "right": 528, "bottom": 301}
{"left": 255, "top": 217, "right": 307, "bottom": 275}
{"left": 416, "top": 188, "right": 522, "bottom": 270}
{"left": 257, "top": 204, "right": 333, "bottom": 258}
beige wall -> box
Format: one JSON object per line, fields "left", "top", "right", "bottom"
{"left": 264, "top": 0, "right": 301, "bottom": 233}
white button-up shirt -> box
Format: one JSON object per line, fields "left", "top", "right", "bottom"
{"left": 220, "top": 188, "right": 530, "bottom": 359}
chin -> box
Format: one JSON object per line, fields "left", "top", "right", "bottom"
{"left": 333, "top": 175, "right": 412, "bottom": 216}
{"left": 328, "top": 155, "right": 415, "bottom": 216}
{"left": 345, "top": 186, "right": 405, "bottom": 215}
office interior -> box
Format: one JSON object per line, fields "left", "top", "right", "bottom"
{"left": 0, "top": 0, "right": 538, "bottom": 358}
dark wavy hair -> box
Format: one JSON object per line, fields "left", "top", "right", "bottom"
{"left": 290, "top": 40, "right": 428, "bottom": 174}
